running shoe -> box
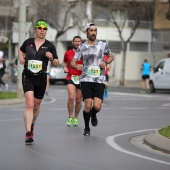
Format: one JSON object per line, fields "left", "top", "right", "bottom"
{"left": 25, "top": 131, "right": 34, "bottom": 143}
{"left": 91, "top": 114, "right": 98, "bottom": 127}
{"left": 66, "top": 117, "right": 73, "bottom": 126}
{"left": 83, "top": 128, "right": 90, "bottom": 136}
{"left": 73, "top": 118, "right": 79, "bottom": 126}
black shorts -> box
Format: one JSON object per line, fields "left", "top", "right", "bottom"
{"left": 80, "top": 82, "right": 105, "bottom": 100}
{"left": 142, "top": 75, "right": 150, "bottom": 80}
{"left": 22, "top": 70, "right": 47, "bottom": 99}
{"left": 66, "top": 80, "right": 81, "bottom": 89}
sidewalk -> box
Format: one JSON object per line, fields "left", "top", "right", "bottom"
{"left": 0, "top": 97, "right": 25, "bottom": 106}
{"left": 108, "top": 78, "right": 141, "bottom": 88}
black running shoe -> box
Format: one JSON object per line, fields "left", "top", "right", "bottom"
{"left": 25, "top": 131, "right": 34, "bottom": 143}
{"left": 91, "top": 115, "right": 98, "bottom": 127}
{"left": 83, "top": 128, "right": 90, "bottom": 136}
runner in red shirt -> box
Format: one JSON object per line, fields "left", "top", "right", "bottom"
{"left": 62, "top": 36, "right": 83, "bottom": 126}
{"left": 104, "top": 55, "right": 111, "bottom": 98}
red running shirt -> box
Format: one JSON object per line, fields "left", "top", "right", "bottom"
{"left": 104, "top": 55, "right": 109, "bottom": 75}
{"left": 63, "top": 49, "right": 82, "bottom": 80}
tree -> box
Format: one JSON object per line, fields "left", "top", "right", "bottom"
{"left": 27, "top": 0, "right": 81, "bottom": 43}
{"left": 93, "top": 0, "right": 154, "bottom": 86}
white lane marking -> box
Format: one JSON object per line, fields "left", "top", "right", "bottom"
{"left": 121, "top": 108, "right": 148, "bottom": 110}
{"left": 0, "top": 119, "right": 21, "bottom": 122}
{"left": 42, "top": 97, "right": 56, "bottom": 105}
{"left": 106, "top": 129, "right": 170, "bottom": 165}
{"left": 162, "top": 103, "right": 170, "bottom": 106}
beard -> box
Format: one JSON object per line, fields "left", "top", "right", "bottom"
{"left": 73, "top": 46, "right": 78, "bottom": 50}
{"left": 88, "top": 34, "right": 96, "bottom": 41}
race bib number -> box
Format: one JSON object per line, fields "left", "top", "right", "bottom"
{"left": 28, "top": 60, "right": 42, "bottom": 73}
{"left": 87, "top": 66, "right": 100, "bottom": 77}
{"left": 71, "top": 75, "right": 80, "bottom": 85}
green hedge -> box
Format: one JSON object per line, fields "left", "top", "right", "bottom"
{"left": 0, "top": 92, "right": 17, "bottom": 99}
{"left": 158, "top": 125, "right": 170, "bottom": 139}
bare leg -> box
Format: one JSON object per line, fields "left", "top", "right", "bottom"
{"left": 145, "top": 79, "right": 150, "bottom": 90}
{"left": 74, "top": 88, "right": 82, "bottom": 118}
{"left": 67, "top": 84, "right": 76, "bottom": 118}
{"left": 32, "top": 98, "right": 42, "bottom": 124}
{"left": 24, "top": 91, "right": 34, "bottom": 132}
{"left": 141, "top": 79, "right": 145, "bottom": 90}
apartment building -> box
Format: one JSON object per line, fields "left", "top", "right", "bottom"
{"left": 1, "top": 0, "right": 170, "bottom": 82}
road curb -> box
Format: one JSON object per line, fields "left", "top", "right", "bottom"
{"left": 144, "top": 130, "right": 170, "bottom": 154}
{"left": 0, "top": 98, "right": 25, "bottom": 106}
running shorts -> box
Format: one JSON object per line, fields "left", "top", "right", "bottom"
{"left": 142, "top": 75, "right": 149, "bottom": 80}
{"left": 22, "top": 70, "right": 47, "bottom": 99}
{"left": 80, "top": 82, "right": 105, "bottom": 100}
{"left": 66, "top": 80, "right": 81, "bottom": 89}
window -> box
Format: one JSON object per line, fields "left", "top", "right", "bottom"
{"left": 108, "top": 41, "right": 122, "bottom": 53}
{"left": 130, "top": 42, "right": 148, "bottom": 52}
{"left": 154, "top": 61, "right": 165, "bottom": 73}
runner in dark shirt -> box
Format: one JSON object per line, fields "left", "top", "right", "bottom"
{"left": 18, "top": 20, "right": 59, "bottom": 144}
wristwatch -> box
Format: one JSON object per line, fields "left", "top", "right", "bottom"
{"left": 105, "top": 61, "right": 109, "bottom": 66}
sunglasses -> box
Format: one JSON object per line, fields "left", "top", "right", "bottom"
{"left": 37, "top": 27, "right": 47, "bottom": 30}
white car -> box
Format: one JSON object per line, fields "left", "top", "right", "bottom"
{"left": 49, "top": 64, "right": 66, "bottom": 84}
{"left": 149, "top": 58, "right": 170, "bottom": 93}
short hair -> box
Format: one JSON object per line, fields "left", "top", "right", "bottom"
{"left": 72, "top": 36, "right": 82, "bottom": 42}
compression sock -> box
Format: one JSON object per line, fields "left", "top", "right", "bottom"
{"left": 90, "top": 107, "right": 99, "bottom": 117}
{"left": 83, "top": 111, "right": 91, "bottom": 129}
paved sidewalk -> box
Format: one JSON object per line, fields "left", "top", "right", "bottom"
{"left": 0, "top": 97, "right": 25, "bottom": 106}
{"left": 144, "top": 130, "right": 170, "bottom": 154}
{"left": 109, "top": 78, "right": 141, "bottom": 88}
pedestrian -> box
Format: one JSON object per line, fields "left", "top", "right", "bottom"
{"left": 0, "top": 50, "right": 8, "bottom": 91}
{"left": 18, "top": 20, "right": 59, "bottom": 143}
{"left": 140, "top": 59, "right": 152, "bottom": 93}
{"left": 71, "top": 23, "right": 114, "bottom": 136}
{"left": 62, "top": 36, "right": 83, "bottom": 126}
{"left": 103, "top": 55, "right": 111, "bottom": 99}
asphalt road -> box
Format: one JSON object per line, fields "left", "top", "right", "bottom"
{"left": 0, "top": 83, "right": 170, "bottom": 170}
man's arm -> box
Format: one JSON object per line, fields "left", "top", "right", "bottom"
{"left": 50, "top": 58, "right": 59, "bottom": 67}
{"left": 71, "top": 58, "right": 82, "bottom": 70}
{"left": 100, "top": 53, "right": 114, "bottom": 69}
{"left": 62, "top": 60, "right": 68, "bottom": 73}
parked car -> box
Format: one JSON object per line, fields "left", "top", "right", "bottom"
{"left": 149, "top": 58, "right": 170, "bottom": 93}
{"left": 49, "top": 64, "right": 66, "bottom": 84}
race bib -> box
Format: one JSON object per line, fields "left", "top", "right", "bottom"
{"left": 87, "top": 66, "right": 100, "bottom": 77}
{"left": 28, "top": 60, "right": 42, "bottom": 73}
{"left": 71, "top": 75, "right": 80, "bottom": 84}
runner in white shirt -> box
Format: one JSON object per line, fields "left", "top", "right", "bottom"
{"left": 71, "top": 23, "right": 114, "bottom": 136}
